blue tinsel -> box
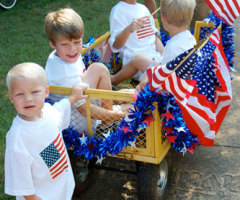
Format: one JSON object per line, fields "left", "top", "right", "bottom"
{"left": 200, "top": 12, "right": 235, "bottom": 71}
{"left": 57, "top": 84, "right": 199, "bottom": 160}
{"left": 82, "top": 37, "right": 100, "bottom": 70}
{"left": 160, "top": 30, "right": 170, "bottom": 46}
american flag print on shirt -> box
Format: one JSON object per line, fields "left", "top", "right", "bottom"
{"left": 205, "top": 0, "right": 240, "bottom": 26}
{"left": 147, "top": 27, "right": 232, "bottom": 146}
{"left": 40, "top": 133, "right": 68, "bottom": 179}
{"left": 136, "top": 16, "right": 154, "bottom": 39}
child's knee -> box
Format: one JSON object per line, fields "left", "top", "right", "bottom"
{"left": 132, "top": 54, "right": 150, "bottom": 64}
{"left": 89, "top": 62, "right": 110, "bottom": 76}
{"left": 132, "top": 54, "right": 144, "bottom": 63}
{"left": 131, "top": 54, "right": 152, "bottom": 68}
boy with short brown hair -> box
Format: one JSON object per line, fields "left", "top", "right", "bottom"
{"left": 45, "top": 8, "right": 127, "bottom": 134}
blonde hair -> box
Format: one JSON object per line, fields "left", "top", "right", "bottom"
{"left": 160, "top": 0, "right": 196, "bottom": 27}
{"left": 6, "top": 63, "right": 47, "bottom": 91}
{"left": 45, "top": 8, "right": 84, "bottom": 43}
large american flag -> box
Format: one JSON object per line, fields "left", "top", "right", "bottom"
{"left": 147, "top": 28, "right": 232, "bottom": 146}
{"left": 136, "top": 16, "right": 154, "bottom": 39}
{"left": 205, "top": 0, "right": 240, "bottom": 26}
{"left": 40, "top": 133, "right": 68, "bottom": 179}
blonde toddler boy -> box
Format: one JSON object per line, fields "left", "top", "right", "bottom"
{"left": 4, "top": 63, "right": 87, "bottom": 200}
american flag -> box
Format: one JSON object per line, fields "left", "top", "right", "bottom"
{"left": 136, "top": 16, "right": 154, "bottom": 39}
{"left": 147, "top": 28, "right": 232, "bottom": 146}
{"left": 205, "top": 0, "right": 240, "bottom": 26}
{"left": 40, "top": 133, "right": 68, "bottom": 179}
{"left": 147, "top": 48, "right": 197, "bottom": 103}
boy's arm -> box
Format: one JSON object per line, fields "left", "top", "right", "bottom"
{"left": 113, "top": 26, "right": 132, "bottom": 49}
{"left": 113, "top": 18, "right": 146, "bottom": 49}
{"left": 155, "top": 36, "right": 164, "bottom": 54}
{"left": 24, "top": 194, "right": 41, "bottom": 200}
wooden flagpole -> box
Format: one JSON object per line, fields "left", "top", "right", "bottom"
{"left": 150, "top": 6, "right": 161, "bottom": 17}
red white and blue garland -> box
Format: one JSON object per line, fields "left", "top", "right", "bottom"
{"left": 46, "top": 13, "right": 235, "bottom": 162}
{"left": 54, "top": 85, "right": 199, "bottom": 162}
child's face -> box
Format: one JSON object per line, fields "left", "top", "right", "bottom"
{"left": 50, "top": 35, "right": 83, "bottom": 64}
{"left": 8, "top": 76, "right": 49, "bottom": 121}
{"left": 121, "top": 0, "right": 136, "bottom": 4}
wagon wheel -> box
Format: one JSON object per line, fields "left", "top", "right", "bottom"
{"left": 69, "top": 152, "right": 97, "bottom": 197}
{"left": 136, "top": 155, "right": 172, "bottom": 200}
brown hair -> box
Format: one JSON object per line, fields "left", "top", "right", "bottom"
{"left": 45, "top": 8, "right": 84, "bottom": 43}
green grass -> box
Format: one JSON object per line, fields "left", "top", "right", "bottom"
{"left": 0, "top": 0, "right": 146, "bottom": 199}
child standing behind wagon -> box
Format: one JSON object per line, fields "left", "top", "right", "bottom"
{"left": 4, "top": 63, "right": 88, "bottom": 200}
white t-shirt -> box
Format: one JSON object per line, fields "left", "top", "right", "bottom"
{"left": 161, "top": 30, "right": 196, "bottom": 65}
{"left": 109, "top": 1, "right": 162, "bottom": 66}
{"left": 45, "top": 50, "right": 85, "bottom": 86}
{"left": 5, "top": 100, "right": 75, "bottom": 200}
{"left": 45, "top": 50, "right": 98, "bottom": 133}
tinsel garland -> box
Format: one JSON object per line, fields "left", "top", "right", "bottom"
{"left": 57, "top": 85, "right": 199, "bottom": 161}
{"left": 82, "top": 37, "right": 100, "bottom": 69}
{"left": 200, "top": 12, "right": 235, "bottom": 71}
{"left": 160, "top": 30, "right": 170, "bottom": 46}
{"left": 82, "top": 37, "right": 122, "bottom": 75}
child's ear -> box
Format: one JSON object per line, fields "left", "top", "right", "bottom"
{"left": 45, "top": 85, "right": 50, "bottom": 98}
{"left": 161, "top": 13, "right": 165, "bottom": 22}
{"left": 8, "top": 91, "right": 14, "bottom": 104}
{"left": 49, "top": 41, "right": 56, "bottom": 49}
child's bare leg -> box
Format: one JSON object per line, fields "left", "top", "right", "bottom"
{"left": 82, "top": 62, "right": 112, "bottom": 110}
{"left": 111, "top": 54, "right": 153, "bottom": 86}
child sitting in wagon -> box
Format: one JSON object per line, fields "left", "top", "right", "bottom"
{"left": 137, "top": 0, "right": 197, "bottom": 90}
{"left": 109, "top": 0, "right": 164, "bottom": 87}
{"left": 44, "top": 8, "right": 130, "bottom": 134}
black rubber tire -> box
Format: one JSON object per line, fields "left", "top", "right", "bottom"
{"left": 137, "top": 155, "right": 172, "bottom": 200}
{"left": 68, "top": 152, "right": 97, "bottom": 197}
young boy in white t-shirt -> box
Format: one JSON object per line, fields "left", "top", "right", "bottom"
{"left": 137, "top": 0, "right": 197, "bottom": 90}
{"left": 109, "top": 0, "right": 164, "bottom": 86}
{"left": 4, "top": 62, "right": 87, "bottom": 200}
{"left": 45, "top": 8, "right": 128, "bottom": 134}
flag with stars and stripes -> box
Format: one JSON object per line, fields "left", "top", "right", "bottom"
{"left": 136, "top": 16, "right": 155, "bottom": 39}
{"left": 147, "top": 27, "right": 232, "bottom": 146}
{"left": 147, "top": 47, "right": 197, "bottom": 103}
{"left": 205, "top": 0, "right": 240, "bottom": 26}
{"left": 40, "top": 133, "right": 68, "bottom": 179}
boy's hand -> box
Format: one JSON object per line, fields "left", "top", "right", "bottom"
{"left": 136, "top": 75, "right": 148, "bottom": 92}
{"left": 68, "top": 85, "right": 88, "bottom": 106}
{"left": 128, "top": 17, "right": 146, "bottom": 33}
{"left": 24, "top": 194, "right": 41, "bottom": 200}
